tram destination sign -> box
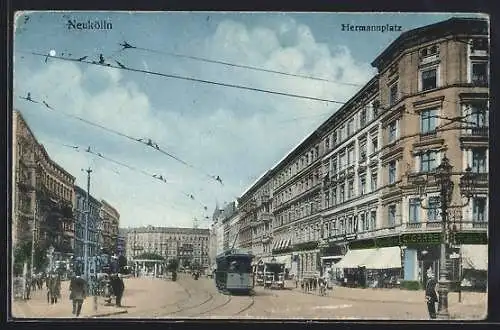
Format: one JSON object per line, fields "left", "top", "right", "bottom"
{"left": 401, "top": 232, "right": 442, "bottom": 245}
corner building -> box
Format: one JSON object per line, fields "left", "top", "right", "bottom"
{"left": 238, "top": 18, "right": 488, "bottom": 285}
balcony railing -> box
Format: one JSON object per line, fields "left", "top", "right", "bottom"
{"left": 260, "top": 212, "right": 272, "bottom": 222}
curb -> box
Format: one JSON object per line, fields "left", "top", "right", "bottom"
{"left": 89, "top": 310, "right": 128, "bottom": 318}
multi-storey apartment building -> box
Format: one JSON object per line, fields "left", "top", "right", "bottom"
{"left": 99, "top": 200, "right": 120, "bottom": 255}
{"left": 73, "top": 186, "right": 102, "bottom": 259}
{"left": 123, "top": 226, "right": 210, "bottom": 267}
{"left": 116, "top": 232, "right": 127, "bottom": 257}
{"left": 12, "top": 110, "right": 75, "bottom": 258}
{"left": 236, "top": 17, "right": 488, "bottom": 283}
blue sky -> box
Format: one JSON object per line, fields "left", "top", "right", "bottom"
{"left": 13, "top": 11, "right": 486, "bottom": 229}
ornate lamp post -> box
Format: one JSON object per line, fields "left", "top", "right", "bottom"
{"left": 46, "top": 245, "right": 55, "bottom": 272}
{"left": 411, "top": 155, "right": 476, "bottom": 319}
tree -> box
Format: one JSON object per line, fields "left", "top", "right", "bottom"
{"left": 13, "top": 241, "right": 48, "bottom": 276}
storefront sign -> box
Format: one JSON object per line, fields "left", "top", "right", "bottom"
{"left": 400, "top": 232, "right": 442, "bottom": 245}
{"left": 375, "top": 236, "right": 400, "bottom": 247}
{"left": 454, "top": 232, "right": 487, "bottom": 245}
{"left": 349, "top": 239, "right": 376, "bottom": 250}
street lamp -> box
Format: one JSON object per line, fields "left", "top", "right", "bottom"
{"left": 411, "top": 155, "right": 476, "bottom": 319}
{"left": 47, "top": 245, "right": 55, "bottom": 272}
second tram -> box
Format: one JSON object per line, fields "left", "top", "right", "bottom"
{"left": 215, "top": 249, "right": 254, "bottom": 295}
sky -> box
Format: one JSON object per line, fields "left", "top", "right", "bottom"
{"left": 12, "top": 11, "right": 486, "bottom": 229}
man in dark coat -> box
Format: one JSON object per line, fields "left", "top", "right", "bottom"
{"left": 69, "top": 274, "right": 87, "bottom": 317}
{"left": 110, "top": 274, "right": 125, "bottom": 307}
{"left": 425, "top": 274, "right": 439, "bottom": 319}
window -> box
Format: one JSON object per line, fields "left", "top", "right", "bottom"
{"left": 348, "top": 148, "right": 354, "bottom": 166}
{"left": 324, "top": 190, "right": 330, "bottom": 209}
{"left": 339, "top": 153, "right": 346, "bottom": 170}
{"left": 473, "top": 198, "right": 486, "bottom": 222}
{"left": 388, "top": 161, "right": 396, "bottom": 184}
{"left": 359, "top": 213, "right": 365, "bottom": 232}
{"left": 421, "top": 68, "right": 437, "bottom": 91}
{"left": 348, "top": 180, "right": 354, "bottom": 199}
{"left": 331, "top": 188, "right": 337, "bottom": 205}
{"left": 360, "top": 109, "right": 367, "bottom": 126}
{"left": 472, "top": 148, "right": 487, "bottom": 173}
{"left": 359, "top": 142, "right": 367, "bottom": 161}
{"left": 409, "top": 198, "right": 420, "bottom": 223}
{"left": 427, "top": 197, "right": 440, "bottom": 222}
{"left": 389, "top": 82, "right": 398, "bottom": 106}
{"left": 471, "top": 62, "right": 488, "bottom": 85}
{"left": 339, "top": 185, "right": 345, "bottom": 203}
{"left": 388, "top": 121, "right": 397, "bottom": 143}
{"left": 347, "top": 119, "right": 354, "bottom": 136}
{"left": 388, "top": 205, "right": 396, "bottom": 227}
{"left": 420, "top": 151, "right": 437, "bottom": 172}
{"left": 472, "top": 38, "right": 488, "bottom": 52}
{"left": 373, "top": 101, "right": 379, "bottom": 118}
{"left": 468, "top": 102, "right": 487, "bottom": 127}
{"left": 332, "top": 132, "right": 337, "bottom": 148}
{"left": 420, "top": 109, "right": 437, "bottom": 134}
{"left": 371, "top": 170, "right": 378, "bottom": 191}
{"left": 371, "top": 136, "right": 378, "bottom": 153}
{"left": 359, "top": 177, "right": 366, "bottom": 196}
{"left": 325, "top": 137, "right": 330, "bottom": 150}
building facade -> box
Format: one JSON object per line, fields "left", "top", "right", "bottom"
{"left": 116, "top": 231, "right": 127, "bottom": 257}
{"left": 236, "top": 17, "right": 488, "bottom": 282}
{"left": 12, "top": 110, "right": 76, "bottom": 259}
{"left": 99, "top": 200, "right": 120, "bottom": 255}
{"left": 123, "top": 226, "right": 210, "bottom": 268}
{"left": 73, "top": 186, "right": 102, "bottom": 259}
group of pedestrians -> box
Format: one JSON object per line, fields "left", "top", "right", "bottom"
{"left": 68, "top": 272, "right": 126, "bottom": 317}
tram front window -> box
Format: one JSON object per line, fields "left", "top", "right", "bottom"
{"left": 227, "top": 258, "right": 252, "bottom": 273}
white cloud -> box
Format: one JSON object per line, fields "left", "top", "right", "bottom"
{"left": 14, "top": 16, "right": 376, "bottom": 229}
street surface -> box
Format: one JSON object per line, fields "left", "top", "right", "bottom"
{"left": 12, "top": 275, "right": 487, "bottom": 320}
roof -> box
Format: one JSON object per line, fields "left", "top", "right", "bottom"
{"left": 120, "top": 226, "right": 210, "bottom": 235}
{"left": 372, "top": 17, "right": 489, "bottom": 70}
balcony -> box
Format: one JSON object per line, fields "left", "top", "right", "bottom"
{"left": 260, "top": 212, "right": 272, "bottom": 222}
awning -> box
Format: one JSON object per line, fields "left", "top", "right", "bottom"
{"left": 272, "top": 240, "right": 279, "bottom": 250}
{"left": 461, "top": 244, "right": 488, "bottom": 271}
{"left": 321, "top": 255, "right": 343, "bottom": 260}
{"left": 334, "top": 248, "right": 377, "bottom": 269}
{"left": 279, "top": 239, "right": 285, "bottom": 249}
{"left": 363, "top": 247, "right": 402, "bottom": 269}
{"left": 273, "top": 255, "right": 291, "bottom": 269}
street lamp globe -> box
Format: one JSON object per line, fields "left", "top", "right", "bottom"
{"left": 459, "top": 166, "right": 476, "bottom": 199}
{"left": 433, "top": 156, "right": 453, "bottom": 187}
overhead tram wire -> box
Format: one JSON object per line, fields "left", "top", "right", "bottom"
{"left": 19, "top": 50, "right": 348, "bottom": 105}
{"left": 41, "top": 139, "right": 209, "bottom": 211}
{"left": 117, "top": 41, "right": 365, "bottom": 87}
{"left": 16, "top": 93, "right": 221, "bottom": 184}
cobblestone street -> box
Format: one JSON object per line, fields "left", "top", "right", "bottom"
{"left": 13, "top": 275, "right": 484, "bottom": 320}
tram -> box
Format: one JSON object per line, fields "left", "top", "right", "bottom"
{"left": 215, "top": 249, "right": 254, "bottom": 295}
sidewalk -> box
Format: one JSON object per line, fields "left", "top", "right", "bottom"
{"left": 288, "top": 283, "right": 487, "bottom": 319}
{"left": 12, "top": 280, "right": 128, "bottom": 318}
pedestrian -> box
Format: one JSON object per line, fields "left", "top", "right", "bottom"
{"left": 69, "top": 273, "right": 87, "bottom": 317}
{"left": 425, "top": 274, "right": 439, "bottom": 319}
{"left": 110, "top": 274, "right": 125, "bottom": 307}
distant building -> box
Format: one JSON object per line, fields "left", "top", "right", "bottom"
{"left": 73, "top": 186, "right": 101, "bottom": 259}
{"left": 122, "top": 226, "right": 210, "bottom": 268}
{"left": 99, "top": 200, "right": 120, "bottom": 255}
{"left": 116, "top": 230, "right": 127, "bottom": 257}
